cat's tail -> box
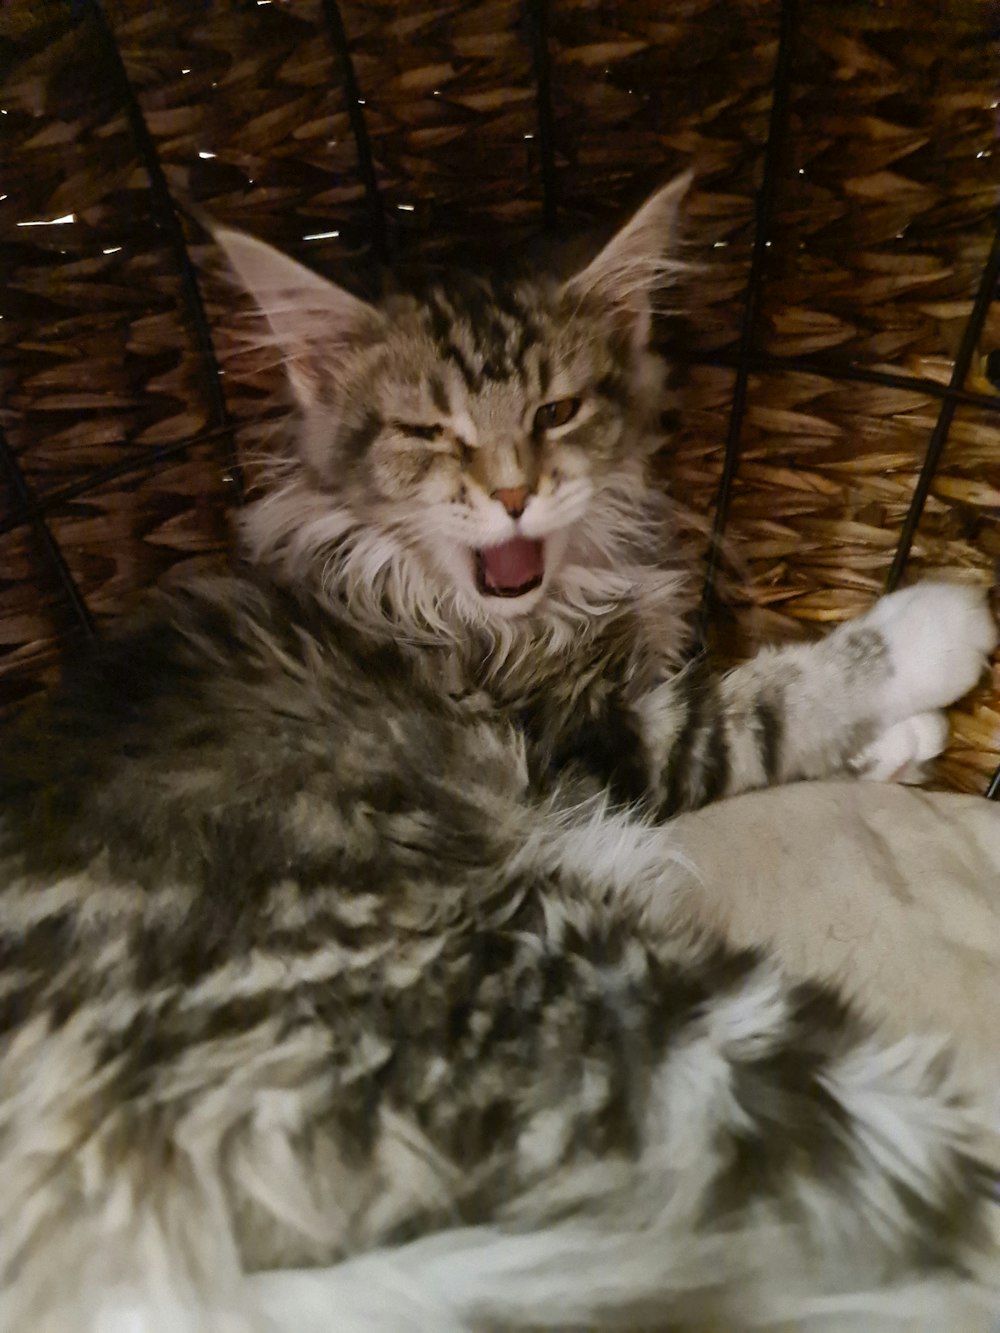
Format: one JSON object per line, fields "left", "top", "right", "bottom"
{"left": 250, "top": 1212, "right": 1000, "bottom": 1333}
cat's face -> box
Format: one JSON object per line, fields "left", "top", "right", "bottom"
{"left": 215, "top": 175, "right": 689, "bottom": 627}
{"left": 318, "top": 270, "right": 661, "bottom": 615}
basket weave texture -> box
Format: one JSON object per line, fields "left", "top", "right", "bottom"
{"left": 1, "top": 0, "right": 998, "bottom": 795}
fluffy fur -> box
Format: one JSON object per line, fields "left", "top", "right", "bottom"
{"left": 1, "top": 176, "right": 998, "bottom": 1333}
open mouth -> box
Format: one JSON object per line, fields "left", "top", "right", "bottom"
{"left": 474, "top": 537, "right": 545, "bottom": 599}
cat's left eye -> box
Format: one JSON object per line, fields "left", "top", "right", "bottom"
{"left": 534, "top": 397, "right": 581, "bottom": 432}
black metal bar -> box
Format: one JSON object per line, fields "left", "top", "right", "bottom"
{"left": 698, "top": 0, "right": 799, "bottom": 635}
{"left": 0, "top": 423, "right": 242, "bottom": 541}
{"left": 986, "top": 763, "right": 1000, "bottom": 800}
{"left": 885, "top": 217, "right": 1000, "bottom": 592}
{"left": 675, "top": 349, "right": 1000, "bottom": 417}
{"left": 527, "top": 0, "right": 558, "bottom": 232}
{"left": 81, "top": 0, "right": 243, "bottom": 500}
{"left": 320, "top": 0, "right": 389, "bottom": 266}
{"left": 0, "top": 425, "right": 96, "bottom": 639}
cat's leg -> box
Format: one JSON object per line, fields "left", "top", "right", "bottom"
{"left": 639, "top": 581, "right": 997, "bottom": 813}
{"left": 249, "top": 1232, "right": 997, "bottom": 1333}
{"left": 245, "top": 886, "right": 1000, "bottom": 1333}
{"left": 246, "top": 955, "right": 1000, "bottom": 1333}
{"left": 250, "top": 1255, "right": 471, "bottom": 1333}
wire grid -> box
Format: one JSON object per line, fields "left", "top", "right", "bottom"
{"left": 1, "top": 0, "right": 999, "bottom": 796}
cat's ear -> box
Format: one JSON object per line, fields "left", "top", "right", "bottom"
{"left": 211, "top": 227, "right": 380, "bottom": 407}
{"left": 563, "top": 172, "right": 692, "bottom": 346}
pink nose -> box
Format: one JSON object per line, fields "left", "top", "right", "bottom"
{"left": 492, "top": 486, "right": 531, "bottom": 518}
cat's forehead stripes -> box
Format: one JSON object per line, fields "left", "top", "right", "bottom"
{"left": 420, "top": 275, "right": 547, "bottom": 392}
{"left": 427, "top": 372, "right": 450, "bottom": 415}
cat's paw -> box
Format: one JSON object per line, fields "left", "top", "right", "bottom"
{"left": 861, "top": 582, "right": 997, "bottom": 724}
{"left": 851, "top": 710, "right": 950, "bottom": 784}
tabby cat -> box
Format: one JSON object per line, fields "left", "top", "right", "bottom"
{"left": 1, "top": 176, "right": 997, "bottom": 1333}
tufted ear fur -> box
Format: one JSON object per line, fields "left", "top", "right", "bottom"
{"left": 563, "top": 172, "right": 692, "bottom": 347}
{"left": 212, "top": 227, "right": 380, "bottom": 408}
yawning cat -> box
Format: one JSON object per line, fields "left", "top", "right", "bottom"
{"left": 0, "top": 176, "right": 997, "bottom": 1333}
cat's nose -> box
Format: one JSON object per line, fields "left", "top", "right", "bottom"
{"left": 492, "top": 485, "right": 531, "bottom": 519}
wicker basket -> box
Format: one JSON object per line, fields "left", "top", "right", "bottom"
{"left": 1, "top": 0, "right": 998, "bottom": 796}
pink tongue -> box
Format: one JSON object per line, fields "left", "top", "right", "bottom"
{"left": 480, "top": 537, "right": 544, "bottom": 592}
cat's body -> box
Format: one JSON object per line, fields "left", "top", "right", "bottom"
{"left": 1, "top": 179, "right": 997, "bottom": 1332}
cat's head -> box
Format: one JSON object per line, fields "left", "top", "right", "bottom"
{"left": 214, "top": 175, "right": 690, "bottom": 636}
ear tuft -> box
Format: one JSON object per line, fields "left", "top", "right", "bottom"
{"left": 211, "top": 226, "right": 378, "bottom": 407}
{"left": 563, "top": 172, "right": 693, "bottom": 346}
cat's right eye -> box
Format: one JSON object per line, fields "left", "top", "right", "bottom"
{"left": 395, "top": 422, "right": 442, "bottom": 442}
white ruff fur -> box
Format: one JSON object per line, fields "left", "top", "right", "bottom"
{"left": 241, "top": 455, "right": 689, "bottom": 677}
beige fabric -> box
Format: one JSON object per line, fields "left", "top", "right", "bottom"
{"left": 670, "top": 781, "right": 1000, "bottom": 1167}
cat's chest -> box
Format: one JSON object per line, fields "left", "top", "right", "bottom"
{"left": 449, "top": 641, "right": 650, "bottom": 802}
{"left": 412, "top": 638, "right": 623, "bottom": 717}
{"left": 428, "top": 650, "right": 480, "bottom": 701}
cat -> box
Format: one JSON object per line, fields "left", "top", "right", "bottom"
{"left": 0, "top": 174, "right": 997, "bottom": 1333}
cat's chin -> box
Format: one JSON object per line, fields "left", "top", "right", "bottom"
{"left": 479, "top": 591, "right": 547, "bottom": 619}
{"left": 471, "top": 570, "right": 548, "bottom": 616}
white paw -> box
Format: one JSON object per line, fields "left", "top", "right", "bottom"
{"left": 853, "top": 711, "right": 950, "bottom": 783}
{"left": 861, "top": 582, "right": 997, "bottom": 724}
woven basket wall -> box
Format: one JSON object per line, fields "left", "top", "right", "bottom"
{"left": 1, "top": 0, "right": 999, "bottom": 796}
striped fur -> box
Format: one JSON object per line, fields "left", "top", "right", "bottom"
{"left": 0, "top": 180, "right": 997, "bottom": 1331}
